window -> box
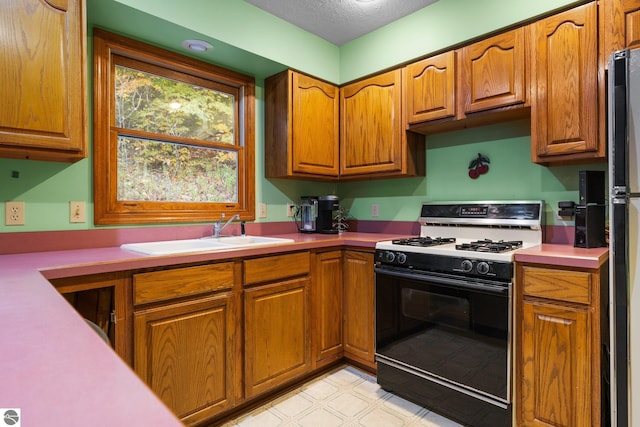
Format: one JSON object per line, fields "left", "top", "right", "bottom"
{"left": 93, "top": 29, "right": 255, "bottom": 225}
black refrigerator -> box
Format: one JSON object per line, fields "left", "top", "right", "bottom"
{"left": 608, "top": 48, "right": 640, "bottom": 427}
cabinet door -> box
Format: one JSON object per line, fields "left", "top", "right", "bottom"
{"left": 265, "top": 70, "right": 339, "bottom": 179}
{"left": 340, "top": 70, "right": 404, "bottom": 176}
{"left": 460, "top": 27, "right": 527, "bottom": 114}
{"left": 134, "top": 293, "right": 237, "bottom": 425}
{"left": 404, "top": 51, "right": 456, "bottom": 123}
{"left": 520, "top": 301, "right": 591, "bottom": 427}
{"left": 617, "top": 0, "right": 640, "bottom": 49}
{"left": 343, "top": 250, "right": 375, "bottom": 369}
{"left": 244, "top": 277, "right": 311, "bottom": 398}
{"left": 52, "top": 272, "right": 132, "bottom": 366}
{"left": 602, "top": 0, "right": 637, "bottom": 52}
{"left": 292, "top": 72, "right": 340, "bottom": 176}
{"left": 531, "top": 3, "right": 602, "bottom": 163}
{"left": 312, "top": 251, "right": 343, "bottom": 368}
{"left": 0, "top": 0, "right": 86, "bottom": 162}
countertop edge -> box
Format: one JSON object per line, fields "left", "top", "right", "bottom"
{"left": 1, "top": 234, "right": 609, "bottom": 426}
{"left": 0, "top": 232, "right": 406, "bottom": 427}
{"left": 514, "top": 244, "right": 609, "bottom": 269}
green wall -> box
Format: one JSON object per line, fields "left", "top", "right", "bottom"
{"left": 339, "top": 0, "right": 585, "bottom": 82}
{"left": 340, "top": 120, "right": 607, "bottom": 226}
{"left": 0, "top": 0, "right": 601, "bottom": 233}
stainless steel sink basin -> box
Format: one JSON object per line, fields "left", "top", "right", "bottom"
{"left": 121, "top": 236, "right": 294, "bottom": 255}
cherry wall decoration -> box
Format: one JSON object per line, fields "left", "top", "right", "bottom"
{"left": 468, "top": 153, "right": 490, "bottom": 179}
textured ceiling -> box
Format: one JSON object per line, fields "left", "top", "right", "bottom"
{"left": 244, "top": 0, "right": 439, "bottom": 45}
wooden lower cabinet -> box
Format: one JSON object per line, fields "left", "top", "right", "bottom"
{"left": 244, "top": 277, "right": 311, "bottom": 398}
{"left": 134, "top": 292, "right": 238, "bottom": 425}
{"left": 343, "top": 250, "right": 376, "bottom": 369}
{"left": 520, "top": 300, "right": 591, "bottom": 427}
{"left": 312, "top": 250, "right": 344, "bottom": 368}
{"left": 516, "top": 263, "right": 605, "bottom": 427}
{"left": 51, "top": 272, "right": 132, "bottom": 365}
{"left": 132, "top": 262, "right": 240, "bottom": 426}
{"left": 55, "top": 248, "right": 378, "bottom": 424}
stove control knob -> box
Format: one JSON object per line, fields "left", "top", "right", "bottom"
{"left": 396, "top": 253, "right": 407, "bottom": 264}
{"left": 385, "top": 251, "right": 396, "bottom": 263}
{"left": 461, "top": 259, "right": 473, "bottom": 272}
{"left": 477, "top": 262, "right": 490, "bottom": 275}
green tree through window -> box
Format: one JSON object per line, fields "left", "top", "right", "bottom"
{"left": 93, "top": 29, "right": 255, "bottom": 225}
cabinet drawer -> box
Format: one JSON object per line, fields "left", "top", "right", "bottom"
{"left": 244, "top": 252, "right": 310, "bottom": 285}
{"left": 522, "top": 266, "right": 591, "bottom": 304}
{"left": 133, "top": 263, "right": 234, "bottom": 305}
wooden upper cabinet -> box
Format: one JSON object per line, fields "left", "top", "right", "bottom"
{"left": 623, "top": 0, "right": 640, "bottom": 48}
{"left": 604, "top": 0, "right": 640, "bottom": 51}
{"left": 404, "top": 51, "right": 456, "bottom": 123}
{"left": 531, "top": 2, "right": 604, "bottom": 164}
{"left": 406, "top": 28, "right": 529, "bottom": 135}
{"left": 0, "top": 0, "right": 87, "bottom": 162}
{"left": 340, "top": 69, "right": 425, "bottom": 178}
{"left": 265, "top": 70, "right": 339, "bottom": 179}
{"left": 460, "top": 27, "right": 528, "bottom": 114}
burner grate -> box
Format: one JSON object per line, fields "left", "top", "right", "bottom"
{"left": 391, "top": 237, "right": 456, "bottom": 247}
{"left": 455, "top": 239, "right": 523, "bottom": 253}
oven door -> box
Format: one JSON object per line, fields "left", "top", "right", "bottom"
{"left": 375, "top": 266, "right": 511, "bottom": 405}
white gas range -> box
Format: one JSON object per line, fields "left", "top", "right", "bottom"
{"left": 375, "top": 201, "right": 544, "bottom": 279}
{"left": 374, "top": 200, "right": 544, "bottom": 427}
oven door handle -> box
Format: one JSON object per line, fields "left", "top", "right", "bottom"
{"left": 375, "top": 267, "right": 509, "bottom": 295}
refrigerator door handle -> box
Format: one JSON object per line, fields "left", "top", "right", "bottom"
{"left": 612, "top": 186, "right": 628, "bottom": 197}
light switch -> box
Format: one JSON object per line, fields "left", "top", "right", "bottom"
{"left": 70, "top": 201, "right": 86, "bottom": 223}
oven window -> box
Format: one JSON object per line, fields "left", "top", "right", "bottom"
{"left": 375, "top": 272, "right": 510, "bottom": 401}
{"left": 402, "top": 288, "right": 470, "bottom": 331}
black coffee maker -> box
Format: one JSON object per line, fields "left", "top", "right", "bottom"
{"left": 298, "top": 195, "right": 339, "bottom": 234}
{"left": 317, "top": 195, "right": 340, "bottom": 234}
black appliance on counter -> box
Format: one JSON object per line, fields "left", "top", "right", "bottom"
{"left": 374, "top": 201, "right": 544, "bottom": 427}
{"left": 297, "top": 195, "right": 340, "bottom": 234}
{"left": 316, "top": 195, "right": 339, "bottom": 234}
{"left": 574, "top": 170, "right": 607, "bottom": 248}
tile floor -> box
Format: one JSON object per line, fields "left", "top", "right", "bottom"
{"left": 222, "top": 365, "right": 463, "bottom": 426}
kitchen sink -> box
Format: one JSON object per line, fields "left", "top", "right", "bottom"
{"left": 207, "top": 235, "right": 294, "bottom": 246}
{"left": 121, "top": 236, "right": 294, "bottom": 255}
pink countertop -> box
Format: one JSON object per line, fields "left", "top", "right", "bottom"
{"left": 514, "top": 243, "right": 609, "bottom": 269}
{"left": 2, "top": 232, "right": 607, "bottom": 426}
{"left": 0, "top": 232, "right": 407, "bottom": 426}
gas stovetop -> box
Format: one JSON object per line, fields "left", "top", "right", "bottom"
{"left": 376, "top": 237, "right": 533, "bottom": 262}
{"left": 391, "top": 237, "right": 524, "bottom": 253}
{"left": 391, "top": 237, "right": 456, "bottom": 247}
{"left": 375, "top": 201, "right": 544, "bottom": 265}
{"left": 455, "top": 239, "right": 523, "bottom": 253}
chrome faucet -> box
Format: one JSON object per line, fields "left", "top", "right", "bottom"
{"left": 213, "top": 213, "right": 240, "bottom": 237}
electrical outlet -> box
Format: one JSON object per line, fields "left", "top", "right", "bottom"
{"left": 258, "top": 203, "right": 267, "bottom": 218}
{"left": 69, "top": 201, "right": 86, "bottom": 223}
{"left": 371, "top": 203, "right": 379, "bottom": 218}
{"left": 5, "top": 201, "right": 25, "bottom": 226}
{"left": 286, "top": 203, "right": 296, "bottom": 217}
